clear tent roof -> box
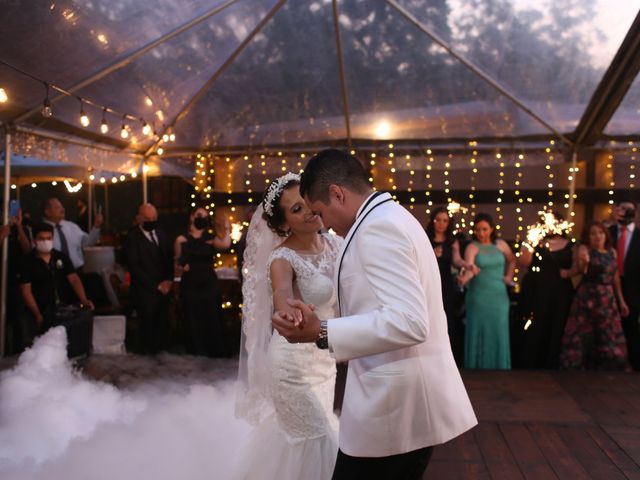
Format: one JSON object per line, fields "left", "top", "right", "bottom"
{"left": 0, "top": 0, "right": 639, "bottom": 168}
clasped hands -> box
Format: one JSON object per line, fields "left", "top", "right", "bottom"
{"left": 272, "top": 299, "right": 321, "bottom": 343}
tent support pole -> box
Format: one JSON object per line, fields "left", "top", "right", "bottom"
{"left": 145, "top": 0, "right": 288, "bottom": 157}
{"left": 1, "top": 128, "right": 12, "bottom": 357}
{"left": 142, "top": 161, "right": 148, "bottom": 204}
{"left": 386, "top": 0, "right": 574, "bottom": 148}
{"left": 87, "top": 174, "right": 93, "bottom": 232}
{"left": 332, "top": 0, "right": 352, "bottom": 149}
{"left": 11, "top": 0, "right": 242, "bottom": 124}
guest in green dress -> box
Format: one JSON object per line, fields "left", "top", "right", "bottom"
{"left": 458, "top": 213, "right": 515, "bottom": 369}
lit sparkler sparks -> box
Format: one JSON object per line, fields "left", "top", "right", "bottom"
{"left": 447, "top": 201, "right": 468, "bottom": 216}
{"left": 230, "top": 223, "right": 244, "bottom": 243}
{"left": 522, "top": 210, "right": 573, "bottom": 251}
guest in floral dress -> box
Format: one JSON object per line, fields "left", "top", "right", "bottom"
{"left": 560, "top": 221, "right": 631, "bottom": 370}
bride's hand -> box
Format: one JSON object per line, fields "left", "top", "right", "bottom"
{"left": 272, "top": 299, "right": 321, "bottom": 343}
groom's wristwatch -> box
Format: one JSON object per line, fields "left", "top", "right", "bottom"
{"left": 315, "top": 320, "right": 328, "bottom": 349}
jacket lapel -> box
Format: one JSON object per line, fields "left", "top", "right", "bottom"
{"left": 334, "top": 192, "right": 393, "bottom": 313}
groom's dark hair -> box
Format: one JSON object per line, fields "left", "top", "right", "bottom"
{"left": 300, "top": 149, "right": 370, "bottom": 203}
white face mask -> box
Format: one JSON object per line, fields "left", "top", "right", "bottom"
{"left": 35, "top": 240, "right": 53, "bottom": 254}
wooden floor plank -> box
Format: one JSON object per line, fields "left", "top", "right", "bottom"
{"left": 473, "top": 422, "right": 525, "bottom": 480}
{"left": 602, "top": 424, "right": 640, "bottom": 469}
{"left": 463, "top": 370, "right": 590, "bottom": 424}
{"left": 528, "top": 424, "right": 591, "bottom": 480}
{"left": 425, "top": 460, "right": 490, "bottom": 480}
{"left": 557, "top": 425, "right": 628, "bottom": 480}
{"left": 587, "top": 426, "right": 640, "bottom": 480}
{"left": 431, "top": 430, "right": 483, "bottom": 462}
{"left": 499, "top": 423, "right": 558, "bottom": 479}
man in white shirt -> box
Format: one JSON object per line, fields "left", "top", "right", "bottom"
{"left": 609, "top": 200, "right": 640, "bottom": 370}
{"left": 42, "top": 197, "right": 103, "bottom": 271}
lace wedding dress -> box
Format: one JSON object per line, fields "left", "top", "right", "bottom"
{"left": 235, "top": 233, "right": 342, "bottom": 480}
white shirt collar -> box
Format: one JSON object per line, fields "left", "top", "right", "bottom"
{"left": 620, "top": 222, "right": 635, "bottom": 233}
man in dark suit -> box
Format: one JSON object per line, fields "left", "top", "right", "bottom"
{"left": 609, "top": 200, "right": 640, "bottom": 370}
{"left": 124, "top": 203, "right": 173, "bottom": 354}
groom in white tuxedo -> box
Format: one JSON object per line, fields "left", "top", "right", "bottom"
{"left": 272, "top": 149, "right": 477, "bottom": 479}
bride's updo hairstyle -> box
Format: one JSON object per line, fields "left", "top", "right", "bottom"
{"left": 262, "top": 172, "right": 301, "bottom": 237}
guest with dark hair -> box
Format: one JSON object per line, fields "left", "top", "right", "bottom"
{"left": 124, "top": 203, "right": 173, "bottom": 354}
{"left": 16, "top": 223, "right": 94, "bottom": 347}
{"left": 560, "top": 221, "right": 630, "bottom": 370}
{"left": 458, "top": 213, "right": 515, "bottom": 369}
{"left": 516, "top": 211, "right": 574, "bottom": 369}
{"left": 426, "top": 206, "right": 476, "bottom": 364}
{"left": 174, "top": 206, "right": 231, "bottom": 356}
{"left": 609, "top": 200, "right": 640, "bottom": 370}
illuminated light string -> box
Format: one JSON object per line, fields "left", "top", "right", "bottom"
{"left": 424, "top": 149, "right": 434, "bottom": 215}
{"left": 0, "top": 59, "right": 170, "bottom": 142}
{"left": 512, "top": 153, "right": 524, "bottom": 286}
{"left": 628, "top": 142, "right": 636, "bottom": 190}
{"left": 607, "top": 152, "right": 615, "bottom": 212}
{"left": 495, "top": 152, "right": 504, "bottom": 237}
{"left": 444, "top": 155, "right": 452, "bottom": 204}
{"left": 467, "top": 149, "right": 478, "bottom": 236}
{"left": 405, "top": 151, "right": 416, "bottom": 209}
{"left": 545, "top": 142, "right": 555, "bottom": 208}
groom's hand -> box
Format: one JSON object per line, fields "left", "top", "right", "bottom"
{"left": 272, "top": 299, "right": 321, "bottom": 343}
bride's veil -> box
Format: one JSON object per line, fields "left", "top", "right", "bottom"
{"left": 235, "top": 204, "right": 284, "bottom": 424}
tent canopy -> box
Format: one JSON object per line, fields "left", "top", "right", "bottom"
{"left": 1, "top": 0, "right": 640, "bottom": 171}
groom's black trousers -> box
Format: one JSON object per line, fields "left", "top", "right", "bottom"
{"left": 332, "top": 446, "right": 433, "bottom": 480}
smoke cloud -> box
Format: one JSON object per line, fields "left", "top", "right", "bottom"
{"left": 0, "top": 327, "right": 250, "bottom": 480}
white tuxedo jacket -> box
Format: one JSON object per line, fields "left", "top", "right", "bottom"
{"left": 328, "top": 192, "right": 477, "bottom": 457}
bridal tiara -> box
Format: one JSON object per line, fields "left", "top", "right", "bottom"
{"left": 263, "top": 172, "right": 301, "bottom": 217}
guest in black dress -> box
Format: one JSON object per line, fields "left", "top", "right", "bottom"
{"left": 516, "top": 213, "right": 574, "bottom": 369}
{"left": 426, "top": 206, "right": 476, "bottom": 365}
{"left": 174, "top": 207, "right": 231, "bottom": 357}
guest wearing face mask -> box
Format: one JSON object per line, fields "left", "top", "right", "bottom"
{"left": 609, "top": 199, "right": 640, "bottom": 370}
{"left": 174, "top": 206, "right": 231, "bottom": 356}
{"left": 16, "top": 223, "right": 94, "bottom": 348}
{"left": 124, "top": 203, "right": 174, "bottom": 354}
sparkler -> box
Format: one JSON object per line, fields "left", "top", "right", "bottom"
{"left": 522, "top": 210, "right": 573, "bottom": 252}
{"left": 230, "top": 223, "right": 244, "bottom": 243}
{"left": 447, "top": 201, "right": 468, "bottom": 216}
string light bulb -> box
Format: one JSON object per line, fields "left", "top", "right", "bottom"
{"left": 0, "top": 87, "right": 7, "bottom": 103}
{"left": 141, "top": 120, "right": 151, "bottom": 136}
{"left": 169, "top": 132, "right": 176, "bottom": 142}
{"left": 41, "top": 83, "right": 52, "bottom": 118}
{"left": 120, "top": 115, "right": 129, "bottom": 139}
{"left": 78, "top": 97, "right": 90, "bottom": 127}
{"left": 157, "top": 146, "right": 164, "bottom": 156}
{"left": 100, "top": 108, "right": 108, "bottom": 134}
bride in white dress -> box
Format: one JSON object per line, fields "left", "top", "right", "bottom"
{"left": 235, "top": 172, "right": 342, "bottom": 480}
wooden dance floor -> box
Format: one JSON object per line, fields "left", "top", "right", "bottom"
{"left": 426, "top": 370, "right": 640, "bottom": 479}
